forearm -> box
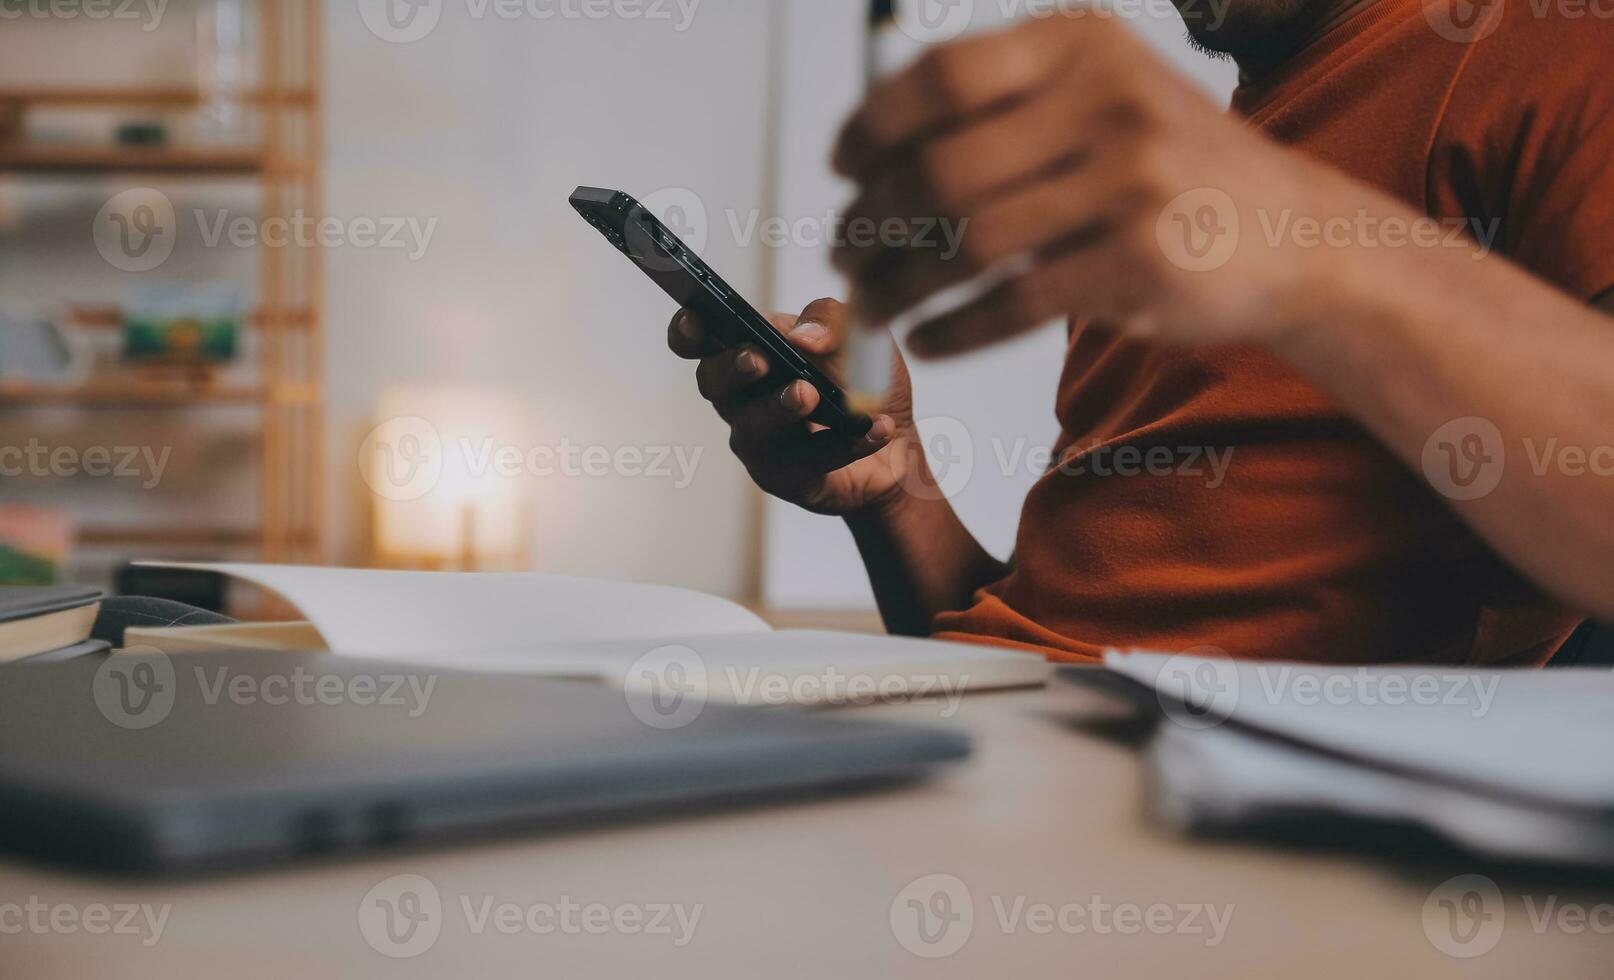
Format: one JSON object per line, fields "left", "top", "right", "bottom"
{"left": 1271, "top": 231, "right": 1614, "bottom": 621}
{"left": 845, "top": 493, "right": 1010, "bottom": 637}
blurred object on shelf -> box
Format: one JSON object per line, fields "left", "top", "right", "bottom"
{"left": 0, "top": 98, "right": 19, "bottom": 144}
{"left": 0, "top": 312, "right": 76, "bottom": 383}
{"left": 121, "top": 283, "right": 242, "bottom": 364}
{"left": 0, "top": 506, "right": 74, "bottom": 587}
{"left": 115, "top": 121, "right": 167, "bottom": 147}
{"left": 195, "top": 0, "right": 253, "bottom": 146}
{"left": 115, "top": 563, "right": 228, "bottom": 615}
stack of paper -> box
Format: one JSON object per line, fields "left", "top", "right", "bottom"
{"left": 1088, "top": 652, "right": 1614, "bottom": 868}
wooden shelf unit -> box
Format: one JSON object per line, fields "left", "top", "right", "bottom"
{"left": 0, "top": 0, "right": 325, "bottom": 570}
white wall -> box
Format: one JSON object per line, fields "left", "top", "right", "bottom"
{"left": 323, "top": 0, "right": 776, "bottom": 593}
{"left": 762, "top": 0, "right": 1239, "bottom": 608}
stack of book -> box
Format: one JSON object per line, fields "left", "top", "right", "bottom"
{"left": 0, "top": 586, "right": 108, "bottom": 663}
{"left": 1074, "top": 651, "right": 1614, "bottom": 869}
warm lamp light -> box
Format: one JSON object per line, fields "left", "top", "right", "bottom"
{"left": 363, "top": 386, "right": 534, "bottom": 571}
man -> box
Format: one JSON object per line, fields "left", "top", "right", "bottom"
{"left": 669, "top": 0, "right": 1614, "bottom": 665}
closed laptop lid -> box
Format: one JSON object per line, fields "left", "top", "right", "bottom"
{"left": 0, "top": 649, "right": 969, "bottom": 873}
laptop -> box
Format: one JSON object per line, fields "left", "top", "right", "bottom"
{"left": 0, "top": 649, "right": 970, "bottom": 874}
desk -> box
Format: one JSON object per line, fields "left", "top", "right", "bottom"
{"left": 2, "top": 683, "right": 1607, "bottom": 978}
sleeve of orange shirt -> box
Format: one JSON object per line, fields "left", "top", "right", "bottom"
{"left": 1430, "top": 15, "right": 1614, "bottom": 303}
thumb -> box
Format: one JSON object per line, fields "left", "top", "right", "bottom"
{"left": 783, "top": 297, "right": 847, "bottom": 357}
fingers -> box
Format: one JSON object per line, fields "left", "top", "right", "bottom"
{"left": 906, "top": 236, "right": 1141, "bottom": 360}
{"left": 791, "top": 415, "right": 898, "bottom": 471}
{"left": 850, "top": 159, "right": 1133, "bottom": 322}
{"left": 833, "top": 16, "right": 1084, "bottom": 178}
{"left": 789, "top": 297, "right": 848, "bottom": 358}
{"left": 745, "top": 416, "right": 900, "bottom": 500}
{"left": 834, "top": 81, "right": 1097, "bottom": 279}
{"left": 667, "top": 309, "right": 724, "bottom": 360}
{"left": 695, "top": 345, "right": 771, "bottom": 407}
{"left": 727, "top": 380, "right": 822, "bottom": 454}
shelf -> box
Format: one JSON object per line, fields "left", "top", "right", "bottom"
{"left": 0, "top": 379, "right": 320, "bottom": 408}
{"left": 64, "top": 305, "right": 317, "bottom": 331}
{"left": 80, "top": 526, "right": 317, "bottom": 549}
{"left": 0, "top": 380, "right": 267, "bottom": 407}
{"left": 0, "top": 144, "right": 278, "bottom": 177}
{"left": 80, "top": 526, "right": 265, "bottom": 549}
{"left": 0, "top": 87, "right": 317, "bottom": 109}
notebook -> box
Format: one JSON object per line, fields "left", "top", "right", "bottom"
{"left": 0, "top": 585, "right": 102, "bottom": 662}
{"left": 1087, "top": 651, "right": 1614, "bottom": 867}
{"left": 124, "top": 563, "right": 1050, "bottom": 707}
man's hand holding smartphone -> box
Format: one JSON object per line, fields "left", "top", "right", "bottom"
{"left": 667, "top": 297, "right": 932, "bottom": 517}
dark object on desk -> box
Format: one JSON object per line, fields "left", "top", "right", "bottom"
{"left": 115, "top": 564, "right": 229, "bottom": 614}
{"left": 1548, "top": 621, "right": 1614, "bottom": 668}
{"left": 90, "top": 595, "right": 235, "bottom": 648}
{"left": 0, "top": 649, "right": 971, "bottom": 875}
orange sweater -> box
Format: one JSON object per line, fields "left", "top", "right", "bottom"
{"left": 934, "top": 0, "right": 1614, "bottom": 666}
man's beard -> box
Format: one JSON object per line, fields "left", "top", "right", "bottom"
{"left": 1176, "top": 0, "right": 1341, "bottom": 68}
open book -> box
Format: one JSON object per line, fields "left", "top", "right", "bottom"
{"left": 123, "top": 563, "right": 1049, "bottom": 707}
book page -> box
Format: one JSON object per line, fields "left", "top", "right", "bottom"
{"left": 1107, "top": 650, "right": 1614, "bottom": 811}
{"left": 139, "top": 563, "right": 771, "bottom": 658}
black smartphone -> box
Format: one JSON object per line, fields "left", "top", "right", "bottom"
{"left": 569, "top": 186, "right": 871, "bottom": 435}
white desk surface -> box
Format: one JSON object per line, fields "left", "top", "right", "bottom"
{"left": 2, "top": 682, "right": 1608, "bottom": 978}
